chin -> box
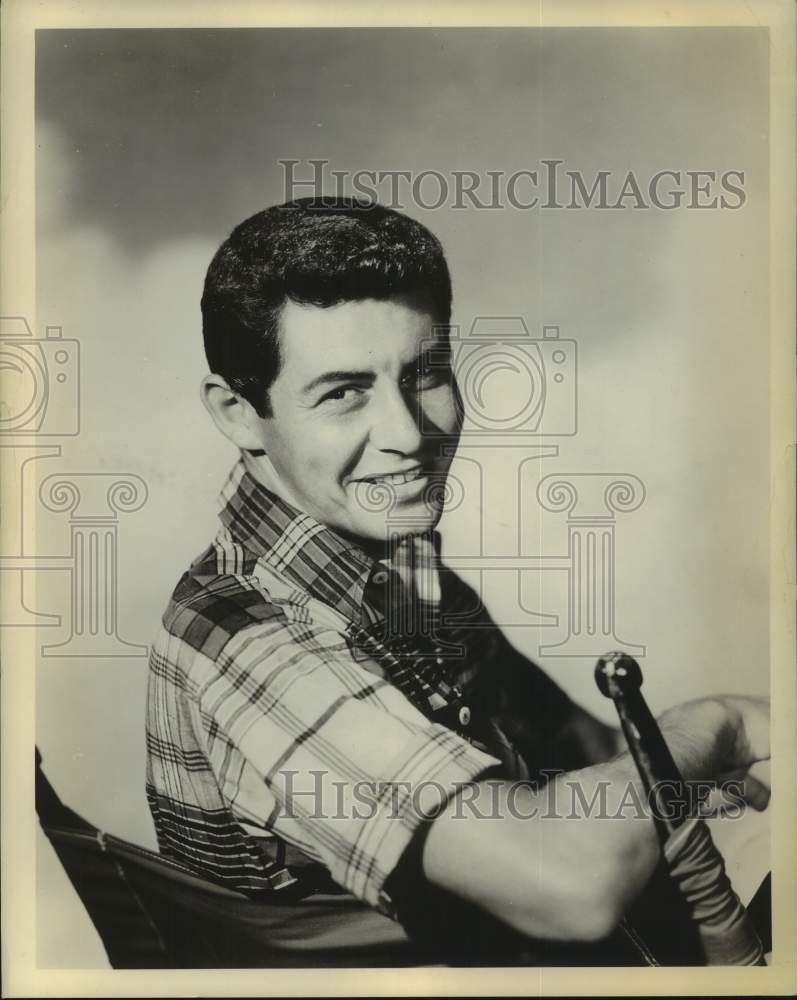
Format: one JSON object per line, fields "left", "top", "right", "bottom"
{"left": 390, "top": 506, "right": 443, "bottom": 535}
{"left": 349, "top": 507, "right": 440, "bottom": 545}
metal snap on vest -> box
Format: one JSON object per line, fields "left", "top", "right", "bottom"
{"left": 372, "top": 570, "right": 389, "bottom": 585}
{"left": 458, "top": 705, "right": 471, "bottom": 727}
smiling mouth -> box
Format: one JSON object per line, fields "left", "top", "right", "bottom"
{"left": 357, "top": 469, "right": 426, "bottom": 486}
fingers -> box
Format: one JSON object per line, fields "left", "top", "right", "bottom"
{"left": 723, "top": 695, "right": 771, "bottom": 768}
{"left": 747, "top": 759, "right": 771, "bottom": 799}
{"left": 742, "top": 699, "right": 771, "bottom": 764}
{"left": 715, "top": 766, "right": 771, "bottom": 812}
{"left": 737, "top": 773, "right": 771, "bottom": 812}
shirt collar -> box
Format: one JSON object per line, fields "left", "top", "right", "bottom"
{"left": 217, "top": 458, "right": 440, "bottom": 627}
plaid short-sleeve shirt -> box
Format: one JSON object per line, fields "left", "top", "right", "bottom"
{"left": 146, "top": 460, "right": 574, "bottom": 917}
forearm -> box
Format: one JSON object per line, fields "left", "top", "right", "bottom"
{"left": 422, "top": 754, "right": 658, "bottom": 942}
{"left": 553, "top": 696, "right": 740, "bottom": 775}
{"left": 421, "top": 696, "right": 769, "bottom": 943}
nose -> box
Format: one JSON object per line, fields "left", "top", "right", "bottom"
{"left": 369, "top": 384, "right": 423, "bottom": 456}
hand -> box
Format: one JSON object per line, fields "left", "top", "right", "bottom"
{"left": 715, "top": 695, "right": 771, "bottom": 809}
{"left": 658, "top": 695, "right": 770, "bottom": 807}
{"left": 718, "top": 695, "right": 770, "bottom": 771}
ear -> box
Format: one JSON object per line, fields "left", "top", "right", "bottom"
{"left": 200, "top": 374, "right": 267, "bottom": 451}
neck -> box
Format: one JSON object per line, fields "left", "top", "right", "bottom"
{"left": 241, "top": 450, "right": 306, "bottom": 513}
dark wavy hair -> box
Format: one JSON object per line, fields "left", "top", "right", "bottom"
{"left": 201, "top": 197, "right": 452, "bottom": 417}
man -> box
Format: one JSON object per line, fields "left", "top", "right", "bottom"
{"left": 146, "top": 197, "right": 769, "bottom": 962}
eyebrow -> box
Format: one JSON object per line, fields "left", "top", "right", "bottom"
{"left": 301, "top": 369, "right": 375, "bottom": 396}
{"left": 300, "top": 345, "right": 450, "bottom": 397}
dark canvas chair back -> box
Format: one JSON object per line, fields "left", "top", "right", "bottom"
{"left": 35, "top": 749, "right": 419, "bottom": 969}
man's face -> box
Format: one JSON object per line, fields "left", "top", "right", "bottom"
{"left": 249, "top": 293, "right": 461, "bottom": 544}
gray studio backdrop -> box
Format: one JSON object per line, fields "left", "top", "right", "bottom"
{"left": 30, "top": 26, "right": 768, "bottom": 962}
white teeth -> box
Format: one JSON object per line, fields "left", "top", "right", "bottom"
{"left": 367, "top": 471, "right": 423, "bottom": 485}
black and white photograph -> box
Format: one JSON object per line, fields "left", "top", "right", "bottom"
{"left": 2, "top": 1, "right": 795, "bottom": 995}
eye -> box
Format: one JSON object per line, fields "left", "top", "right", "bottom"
{"left": 318, "top": 385, "right": 366, "bottom": 406}
{"left": 404, "top": 352, "right": 452, "bottom": 391}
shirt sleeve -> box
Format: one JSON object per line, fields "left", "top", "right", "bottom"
{"left": 191, "top": 618, "right": 500, "bottom": 914}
